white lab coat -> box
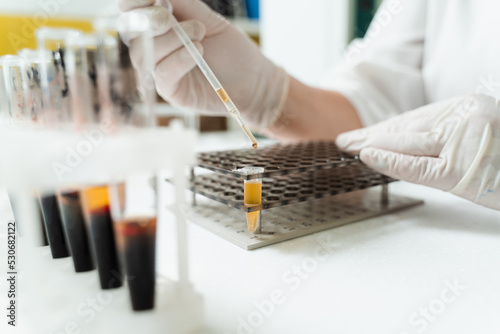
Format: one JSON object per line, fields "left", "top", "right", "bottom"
{"left": 322, "top": 0, "right": 500, "bottom": 126}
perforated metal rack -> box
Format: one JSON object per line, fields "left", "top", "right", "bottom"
{"left": 197, "top": 141, "right": 358, "bottom": 180}
{"left": 189, "top": 142, "right": 423, "bottom": 250}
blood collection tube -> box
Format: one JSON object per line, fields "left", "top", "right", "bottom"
{"left": 57, "top": 189, "right": 95, "bottom": 272}
{"left": 39, "top": 194, "right": 70, "bottom": 258}
{"left": 36, "top": 199, "right": 49, "bottom": 246}
{"left": 242, "top": 167, "right": 264, "bottom": 233}
{"left": 70, "top": 14, "right": 155, "bottom": 292}
{"left": 80, "top": 185, "right": 122, "bottom": 289}
{"left": 115, "top": 216, "right": 157, "bottom": 311}
{"left": 109, "top": 175, "right": 157, "bottom": 311}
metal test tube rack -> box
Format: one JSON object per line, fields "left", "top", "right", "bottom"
{"left": 188, "top": 142, "right": 422, "bottom": 250}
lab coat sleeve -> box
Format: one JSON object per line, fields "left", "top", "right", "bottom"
{"left": 321, "top": 0, "right": 427, "bottom": 126}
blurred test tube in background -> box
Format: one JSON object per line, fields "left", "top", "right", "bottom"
{"left": 17, "top": 48, "right": 50, "bottom": 125}
{"left": 0, "top": 55, "right": 32, "bottom": 125}
{"left": 80, "top": 185, "right": 122, "bottom": 289}
{"left": 94, "top": 13, "right": 155, "bottom": 128}
{"left": 82, "top": 34, "right": 101, "bottom": 122}
{"left": 57, "top": 188, "right": 95, "bottom": 272}
{"left": 38, "top": 192, "right": 70, "bottom": 258}
{"left": 36, "top": 28, "right": 95, "bottom": 128}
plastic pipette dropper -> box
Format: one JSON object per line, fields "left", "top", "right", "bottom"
{"left": 167, "top": 13, "right": 258, "bottom": 149}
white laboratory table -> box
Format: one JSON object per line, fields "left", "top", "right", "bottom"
{"left": 2, "top": 132, "right": 500, "bottom": 334}
{"left": 184, "top": 181, "right": 500, "bottom": 334}
{"left": 181, "top": 132, "right": 500, "bottom": 334}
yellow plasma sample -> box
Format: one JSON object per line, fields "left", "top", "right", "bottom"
{"left": 244, "top": 180, "right": 262, "bottom": 232}
{"left": 216, "top": 87, "right": 229, "bottom": 103}
{"left": 242, "top": 124, "right": 258, "bottom": 149}
{"left": 80, "top": 186, "right": 110, "bottom": 212}
{"left": 216, "top": 88, "right": 258, "bottom": 149}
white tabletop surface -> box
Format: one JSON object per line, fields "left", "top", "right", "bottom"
{"left": 2, "top": 131, "right": 500, "bottom": 334}
{"left": 180, "top": 132, "right": 500, "bottom": 334}
{"left": 183, "top": 181, "right": 500, "bottom": 334}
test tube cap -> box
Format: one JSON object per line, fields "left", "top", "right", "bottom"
{"left": 239, "top": 166, "right": 265, "bottom": 176}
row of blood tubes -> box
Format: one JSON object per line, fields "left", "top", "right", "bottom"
{"left": 0, "top": 13, "right": 159, "bottom": 311}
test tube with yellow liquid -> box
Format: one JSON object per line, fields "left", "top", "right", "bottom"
{"left": 242, "top": 167, "right": 264, "bottom": 233}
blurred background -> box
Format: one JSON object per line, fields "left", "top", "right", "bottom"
{"left": 0, "top": 0, "right": 382, "bottom": 131}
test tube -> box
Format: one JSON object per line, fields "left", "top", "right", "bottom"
{"left": 34, "top": 45, "right": 66, "bottom": 125}
{"left": 0, "top": 63, "right": 8, "bottom": 125}
{"left": 94, "top": 13, "right": 155, "bottom": 127}
{"left": 57, "top": 189, "right": 95, "bottom": 272}
{"left": 38, "top": 193, "right": 70, "bottom": 258}
{"left": 75, "top": 15, "right": 154, "bottom": 291}
{"left": 36, "top": 28, "right": 95, "bottom": 127}
{"left": 36, "top": 198, "right": 49, "bottom": 246}
{"left": 8, "top": 193, "right": 49, "bottom": 247}
{"left": 80, "top": 185, "right": 122, "bottom": 289}
{"left": 17, "top": 49, "right": 49, "bottom": 124}
{"left": 82, "top": 34, "right": 100, "bottom": 120}
{"left": 109, "top": 174, "right": 157, "bottom": 311}
{"left": 242, "top": 167, "right": 264, "bottom": 233}
{"left": 0, "top": 55, "right": 31, "bottom": 124}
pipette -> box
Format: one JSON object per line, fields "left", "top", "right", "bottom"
{"left": 170, "top": 17, "right": 258, "bottom": 149}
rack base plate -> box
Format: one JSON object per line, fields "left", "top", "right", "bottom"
{"left": 188, "top": 187, "right": 423, "bottom": 250}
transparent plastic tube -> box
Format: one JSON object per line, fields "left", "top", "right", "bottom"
{"left": 94, "top": 13, "right": 156, "bottom": 128}
{"left": 0, "top": 55, "right": 31, "bottom": 125}
{"left": 18, "top": 48, "right": 53, "bottom": 126}
{"left": 57, "top": 188, "right": 95, "bottom": 272}
{"left": 36, "top": 28, "right": 95, "bottom": 127}
{"left": 109, "top": 174, "right": 157, "bottom": 311}
{"left": 170, "top": 18, "right": 258, "bottom": 149}
{"left": 38, "top": 193, "right": 70, "bottom": 259}
{"left": 80, "top": 185, "right": 122, "bottom": 289}
{"left": 242, "top": 167, "right": 264, "bottom": 232}
{"left": 0, "top": 62, "right": 8, "bottom": 125}
{"left": 81, "top": 34, "right": 101, "bottom": 123}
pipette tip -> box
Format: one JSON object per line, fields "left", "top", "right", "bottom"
{"left": 242, "top": 124, "right": 258, "bottom": 149}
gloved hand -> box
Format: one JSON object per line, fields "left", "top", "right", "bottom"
{"left": 336, "top": 94, "right": 500, "bottom": 211}
{"left": 118, "top": 0, "right": 289, "bottom": 128}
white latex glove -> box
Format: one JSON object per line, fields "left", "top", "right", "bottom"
{"left": 336, "top": 94, "right": 500, "bottom": 211}
{"left": 118, "top": 0, "right": 289, "bottom": 128}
